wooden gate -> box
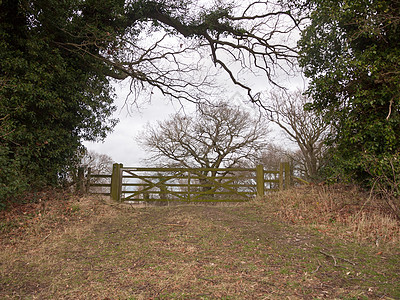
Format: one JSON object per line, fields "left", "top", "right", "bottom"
{"left": 97, "top": 163, "right": 292, "bottom": 203}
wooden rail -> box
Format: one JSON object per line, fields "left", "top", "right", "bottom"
{"left": 86, "top": 163, "right": 292, "bottom": 202}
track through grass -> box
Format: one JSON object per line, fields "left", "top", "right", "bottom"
{"left": 0, "top": 195, "right": 399, "bottom": 299}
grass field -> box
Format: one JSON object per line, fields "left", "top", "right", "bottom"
{"left": 1, "top": 186, "right": 399, "bottom": 299}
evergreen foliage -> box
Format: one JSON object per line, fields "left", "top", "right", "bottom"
{"left": 0, "top": 0, "right": 118, "bottom": 200}
{"left": 298, "top": 0, "right": 400, "bottom": 185}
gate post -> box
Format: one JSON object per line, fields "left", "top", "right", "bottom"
{"left": 77, "top": 167, "right": 84, "bottom": 193}
{"left": 279, "top": 162, "right": 284, "bottom": 190}
{"left": 111, "top": 163, "right": 123, "bottom": 201}
{"left": 86, "top": 167, "right": 91, "bottom": 194}
{"left": 187, "top": 171, "right": 191, "bottom": 202}
{"left": 284, "top": 162, "right": 291, "bottom": 189}
{"left": 256, "top": 165, "right": 264, "bottom": 197}
{"left": 279, "top": 162, "right": 291, "bottom": 190}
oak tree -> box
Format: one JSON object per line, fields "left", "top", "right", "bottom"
{"left": 139, "top": 101, "right": 269, "bottom": 172}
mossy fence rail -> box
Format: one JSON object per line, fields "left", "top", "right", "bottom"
{"left": 85, "top": 163, "right": 292, "bottom": 203}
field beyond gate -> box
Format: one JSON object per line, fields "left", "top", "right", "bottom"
{"left": 88, "top": 163, "right": 292, "bottom": 202}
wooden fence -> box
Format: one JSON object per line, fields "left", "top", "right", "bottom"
{"left": 86, "top": 163, "right": 292, "bottom": 203}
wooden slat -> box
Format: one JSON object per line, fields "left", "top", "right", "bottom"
{"left": 264, "top": 179, "right": 279, "bottom": 183}
{"left": 88, "top": 164, "right": 292, "bottom": 202}
{"left": 90, "top": 174, "right": 112, "bottom": 179}
{"left": 90, "top": 183, "right": 112, "bottom": 187}
{"left": 122, "top": 190, "right": 253, "bottom": 196}
{"left": 123, "top": 197, "right": 250, "bottom": 203}
{"left": 121, "top": 182, "right": 257, "bottom": 188}
{"left": 122, "top": 167, "right": 256, "bottom": 172}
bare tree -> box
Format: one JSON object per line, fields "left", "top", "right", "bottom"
{"left": 258, "top": 143, "right": 291, "bottom": 170}
{"left": 139, "top": 101, "right": 269, "bottom": 197}
{"left": 60, "top": 1, "right": 303, "bottom": 105}
{"left": 81, "top": 150, "right": 114, "bottom": 175}
{"left": 80, "top": 150, "right": 114, "bottom": 194}
{"left": 263, "top": 89, "right": 330, "bottom": 181}
{"left": 139, "top": 101, "right": 269, "bottom": 172}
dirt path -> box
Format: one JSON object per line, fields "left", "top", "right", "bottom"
{"left": 1, "top": 200, "right": 399, "bottom": 299}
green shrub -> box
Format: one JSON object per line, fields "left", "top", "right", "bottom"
{"left": 0, "top": 146, "right": 28, "bottom": 209}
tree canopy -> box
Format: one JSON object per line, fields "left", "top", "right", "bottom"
{"left": 0, "top": 0, "right": 299, "bottom": 201}
{"left": 298, "top": 0, "right": 400, "bottom": 183}
{"left": 0, "top": 0, "right": 118, "bottom": 198}
{"left": 263, "top": 89, "right": 330, "bottom": 180}
{"left": 139, "top": 101, "right": 269, "bottom": 170}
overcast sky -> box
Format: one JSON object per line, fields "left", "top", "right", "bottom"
{"left": 83, "top": 69, "right": 306, "bottom": 167}
{"left": 83, "top": 82, "right": 196, "bottom": 167}
{"left": 83, "top": 2, "right": 306, "bottom": 167}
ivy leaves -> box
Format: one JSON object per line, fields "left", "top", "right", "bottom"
{"left": 298, "top": 0, "right": 400, "bottom": 182}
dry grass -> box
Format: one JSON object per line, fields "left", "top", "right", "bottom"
{"left": 0, "top": 187, "right": 399, "bottom": 299}
{"left": 261, "top": 184, "right": 400, "bottom": 247}
{"left": 0, "top": 190, "right": 118, "bottom": 248}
